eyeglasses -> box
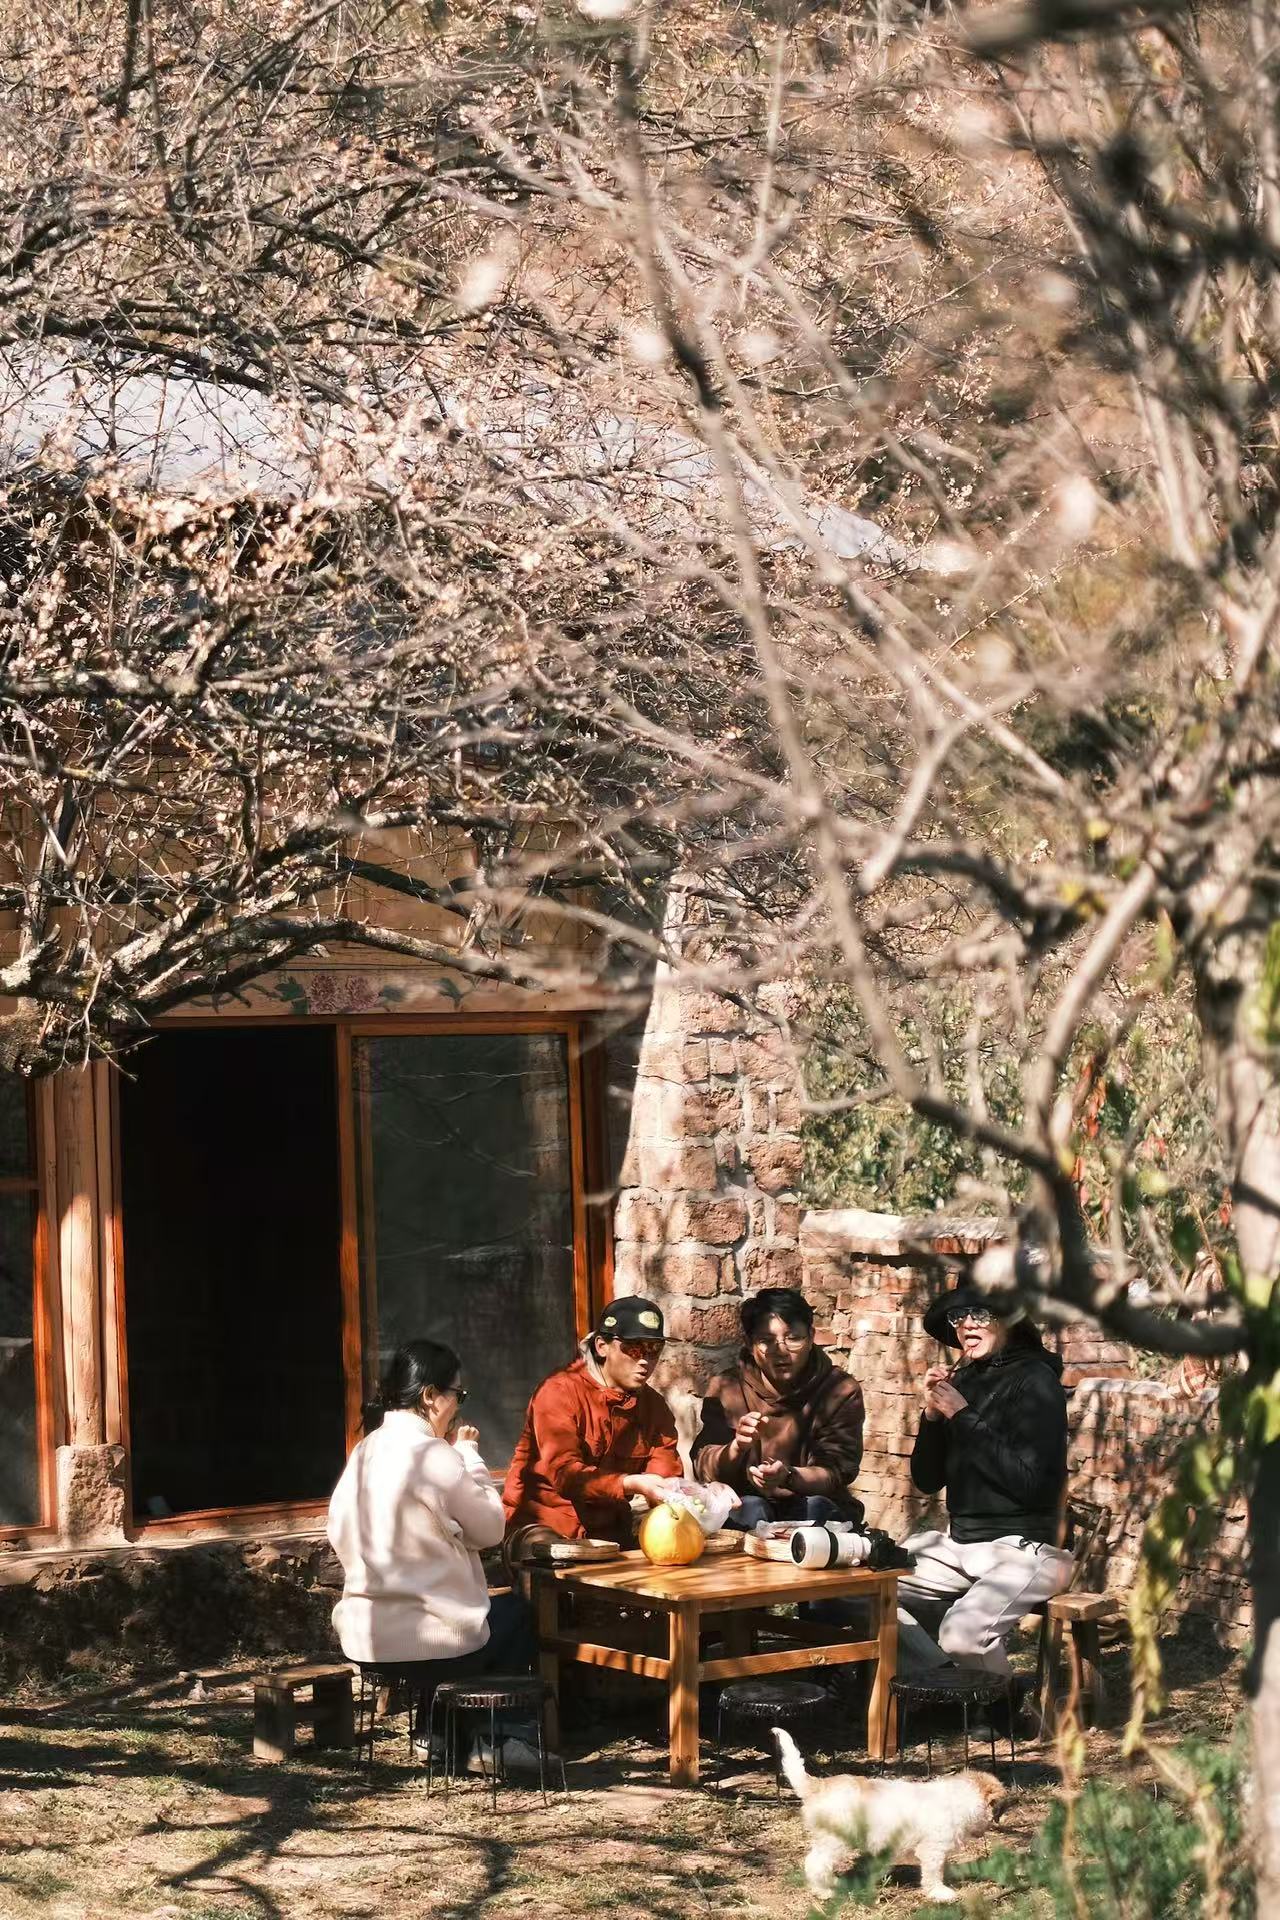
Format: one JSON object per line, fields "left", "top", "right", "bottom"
{"left": 618, "top": 1339, "right": 664, "bottom": 1360}
{"left": 945, "top": 1307, "right": 994, "bottom": 1330}
{"left": 448, "top": 1385, "right": 469, "bottom": 1406}
{"left": 753, "top": 1329, "right": 811, "bottom": 1350}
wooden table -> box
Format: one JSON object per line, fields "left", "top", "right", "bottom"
{"left": 534, "top": 1550, "right": 899, "bottom": 1787}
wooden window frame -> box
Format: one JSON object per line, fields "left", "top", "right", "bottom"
{"left": 118, "top": 1011, "right": 612, "bottom": 1537}
{"left": 0, "top": 1082, "right": 59, "bottom": 1540}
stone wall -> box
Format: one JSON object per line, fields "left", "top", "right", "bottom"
{"left": 1068, "top": 1378, "right": 1249, "bottom": 1641}
{"left": 0, "top": 1534, "right": 343, "bottom": 1690}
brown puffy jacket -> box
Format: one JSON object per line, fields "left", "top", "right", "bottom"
{"left": 691, "top": 1347, "right": 865, "bottom": 1505}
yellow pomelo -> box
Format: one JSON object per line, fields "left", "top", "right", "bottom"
{"left": 638, "top": 1503, "right": 706, "bottom": 1566}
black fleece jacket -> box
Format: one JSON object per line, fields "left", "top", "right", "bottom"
{"left": 910, "top": 1341, "right": 1068, "bottom": 1544}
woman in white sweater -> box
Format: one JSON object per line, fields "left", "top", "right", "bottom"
{"left": 327, "top": 1339, "right": 535, "bottom": 1753}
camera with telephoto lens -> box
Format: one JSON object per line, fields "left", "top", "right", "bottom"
{"left": 790, "top": 1524, "right": 913, "bottom": 1571}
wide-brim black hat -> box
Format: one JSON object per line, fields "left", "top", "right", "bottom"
{"left": 922, "top": 1280, "right": 1020, "bottom": 1348}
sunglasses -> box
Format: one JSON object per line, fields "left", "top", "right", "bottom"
{"left": 946, "top": 1306, "right": 994, "bottom": 1329}
{"left": 617, "top": 1339, "right": 664, "bottom": 1360}
{"left": 448, "top": 1385, "right": 469, "bottom": 1406}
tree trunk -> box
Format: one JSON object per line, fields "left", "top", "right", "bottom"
{"left": 1251, "top": 1444, "right": 1280, "bottom": 1901}
{"left": 1194, "top": 870, "right": 1280, "bottom": 1904}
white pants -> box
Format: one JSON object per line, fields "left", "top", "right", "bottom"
{"left": 897, "top": 1528, "right": 1074, "bottom": 1677}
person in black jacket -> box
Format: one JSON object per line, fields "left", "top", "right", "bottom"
{"left": 897, "top": 1280, "right": 1073, "bottom": 1676}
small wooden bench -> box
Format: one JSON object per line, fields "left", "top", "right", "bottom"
{"left": 253, "top": 1663, "right": 356, "bottom": 1762}
{"left": 1043, "top": 1590, "right": 1126, "bottom": 1726}
{"left": 1033, "top": 1501, "right": 1125, "bottom": 1734}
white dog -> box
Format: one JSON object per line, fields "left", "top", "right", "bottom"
{"left": 773, "top": 1727, "right": 1004, "bottom": 1904}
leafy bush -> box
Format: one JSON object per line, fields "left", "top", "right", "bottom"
{"left": 801, "top": 979, "right": 1229, "bottom": 1306}
{"left": 930, "top": 1738, "right": 1253, "bottom": 1919}
{"left": 803, "top": 987, "right": 1021, "bottom": 1215}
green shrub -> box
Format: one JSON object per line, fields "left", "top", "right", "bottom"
{"left": 816, "top": 1739, "right": 1251, "bottom": 1918}
{"left": 942, "top": 1739, "right": 1253, "bottom": 1919}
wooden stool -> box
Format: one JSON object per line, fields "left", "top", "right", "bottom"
{"left": 1040, "top": 1593, "right": 1125, "bottom": 1731}
{"left": 253, "top": 1663, "right": 356, "bottom": 1762}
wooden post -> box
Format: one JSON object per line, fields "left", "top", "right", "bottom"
{"left": 867, "top": 1576, "right": 899, "bottom": 1762}
{"left": 668, "top": 1605, "right": 700, "bottom": 1787}
{"left": 1071, "top": 1619, "right": 1107, "bottom": 1724}
{"left": 254, "top": 1683, "right": 297, "bottom": 1763}
{"left": 535, "top": 1572, "right": 562, "bottom": 1758}
{"left": 1040, "top": 1611, "right": 1066, "bottom": 1736}
{"left": 312, "top": 1673, "right": 356, "bottom": 1748}
{"left": 92, "top": 1060, "right": 125, "bottom": 1451}
{"left": 52, "top": 1069, "right": 104, "bottom": 1447}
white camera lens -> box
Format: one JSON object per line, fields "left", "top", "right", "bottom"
{"left": 790, "top": 1527, "right": 874, "bottom": 1568}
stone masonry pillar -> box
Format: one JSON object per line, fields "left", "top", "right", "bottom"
{"left": 611, "top": 962, "right": 806, "bottom": 1456}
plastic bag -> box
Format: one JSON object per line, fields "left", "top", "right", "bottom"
{"left": 659, "top": 1478, "right": 741, "bottom": 1536}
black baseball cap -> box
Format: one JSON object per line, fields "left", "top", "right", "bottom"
{"left": 595, "top": 1296, "right": 666, "bottom": 1342}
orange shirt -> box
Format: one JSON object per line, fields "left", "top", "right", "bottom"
{"left": 502, "top": 1357, "right": 681, "bottom": 1542}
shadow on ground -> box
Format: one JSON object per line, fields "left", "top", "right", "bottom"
{"left": 0, "top": 1699, "right": 793, "bottom": 1920}
{"left": 0, "top": 1627, "right": 1243, "bottom": 1920}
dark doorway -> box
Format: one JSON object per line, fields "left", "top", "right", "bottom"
{"left": 119, "top": 1026, "right": 346, "bottom": 1518}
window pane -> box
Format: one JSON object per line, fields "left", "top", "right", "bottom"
{"left": 0, "top": 1075, "right": 30, "bottom": 1178}
{"left": 0, "top": 1189, "right": 39, "bottom": 1527}
{"left": 358, "top": 1034, "right": 578, "bottom": 1464}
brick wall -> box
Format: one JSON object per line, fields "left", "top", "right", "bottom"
{"left": 603, "top": 958, "right": 1247, "bottom": 1642}
{"left": 801, "top": 1208, "right": 1249, "bottom": 1641}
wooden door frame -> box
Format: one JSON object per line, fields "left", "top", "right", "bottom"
{"left": 108, "top": 1009, "right": 613, "bottom": 1534}
{"left": 0, "top": 1080, "right": 60, "bottom": 1541}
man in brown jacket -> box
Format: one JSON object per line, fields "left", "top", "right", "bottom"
{"left": 691, "top": 1288, "right": 865, "bottom": 1529}
{"left": 503, "top": 1295, "right": 682, "bottom": 1556}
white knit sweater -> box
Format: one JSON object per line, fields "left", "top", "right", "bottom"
{"left": 327, "top": 1410, "right": 506, "bottom": 1664}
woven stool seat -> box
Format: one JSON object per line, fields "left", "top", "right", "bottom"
{"left": 890, "top": 1671, "right": 1008, "bottom": 1710}
{"left": 888, "top": 1669, "right": 1016, "bottom": 1776}
{"left": 433, "top": 1676, "right": 551, "bottom": 1713}
{"left": 429, "top": 1675, "right": 564, "bottom": 1809}
{"left": 719, "top": 1679, "right": 830, "bottom": 1722}
{"left": 714, "top": 1679, "right": 833, "bottom": 1796}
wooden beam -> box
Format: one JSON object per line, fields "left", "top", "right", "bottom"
{"left": 52, "top": 1069, "right": 104, "bottom": 1446}
{"left": 566, "top": 1025, "right": 593, "bottom": 1340}
{"left": 699, "top": 1641, "right": 877, "bottom": 1683}
{"left": 335, "top": 1027, "right": 364, "bottom": 1455}
{"left": 577, "top": 1021, "right": 614, "bottom": 1324}
{"left": 35, "top": 1077, "right": 67, "bottom": 1453}
{"left": 544, "top": 1634, "right": 671, "bottom": 1682}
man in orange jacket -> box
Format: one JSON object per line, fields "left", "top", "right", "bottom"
{"left": 503, "top": 1296, "right": 682, "bottom": 1561}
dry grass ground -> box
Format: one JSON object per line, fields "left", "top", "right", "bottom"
{"left": 0, "top": 1629, "right": 1241, "bottom": 1920}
